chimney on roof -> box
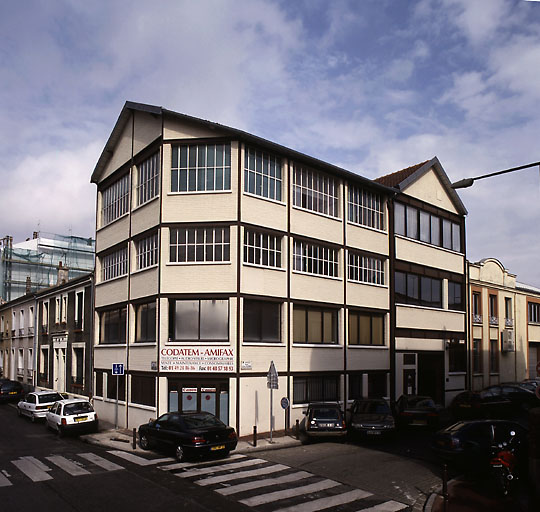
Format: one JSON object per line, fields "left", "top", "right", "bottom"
{"left": 33, "top": 231, "right": 39, "bottom": 239}
{"left": 25, "top": 276, "right": 32, "bottom": 294}
{"left": 57, "top": 261, "right": 68, "bottom": 286}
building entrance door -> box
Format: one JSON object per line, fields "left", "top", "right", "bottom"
{"left": 417, "top": 352, "right": 444, "bottom": 404}
{"left": 54, "top": 348, "right": 66, "bottom": 392}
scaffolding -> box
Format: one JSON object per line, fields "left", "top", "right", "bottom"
{"left": 0, "top": 232, "right": 95, "bottom": 301}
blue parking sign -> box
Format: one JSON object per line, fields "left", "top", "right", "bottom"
{"left": 112, "top": 363, "right": 124, "bottom": 375}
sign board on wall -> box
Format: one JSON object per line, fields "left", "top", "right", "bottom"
{"left": 160, "top": 347, "right": 235, "bottom": 372}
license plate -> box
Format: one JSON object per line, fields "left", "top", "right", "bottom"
{"left": 321, "top": 423, "right": 334, "bottom": 428}
{"left": 211, "top": 445, "right": 225, "bottom": 451}
{"left": 367, "top": 430, "right": 381, "bottom": 435}
{"left": 75, "top": 416, "right": 88, "bottom": 422}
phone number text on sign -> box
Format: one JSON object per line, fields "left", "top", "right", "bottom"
{"left": 160, "top": 347, "right": 235, "bottom": 372}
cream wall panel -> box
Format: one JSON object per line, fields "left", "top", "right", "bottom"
{"left": 291, "top": 273, "right": 343, "bottom": 304}
{"left": 290, "top": 346, "right": 343, "bottom": 372}
{"left": 96, "top": 216, "right": 130, "bottom": 252}
{"left": 472, "top": 326, "right": 483, "bottom": 339}
{"left": 242, "top": 194, "right": 287, "bottom": 232}
{"left": 159, "top": 298, "right": 169, "bottom": 345}
{"left": 131, "top": 199, "right": 160, "bottom": 236}
{"left": 127, "top": 347, "right": 157, "bottom": 371}
{"left": 95, "top": 278, "right": 128, "bottom": 308}
{"left": 346, "top": 283, "right": 388, "bottom": 309}
{"left": 94, "top": 346, "right": 127, "bottom": 369}
{"left": 396, "top": 305, "right": 465, "bottom": 331}
{"left": 158, "top": 376, "right": 168, "bottom": 416}
{"left": 241, "top": 266, "right": 287, "bottom": 297}
{"left": 101, "top": 121, "right": 132, "bottom": 182}
{"left": 347, "top": 348, "right": 389, "bottom": 370}
{"left": 133, "top": 110, "right": 161, "bottom": 155}
{"left": 529, "top": 324, "right": 540, "bottom": 342}
{"left": 127, "top": 406, "right": 156, "bottom": 430}
{"left": 290, "top": 209, "right": 343, "bottom": 245}
{"left": 239, "top": 345, "right": 287, "bottom": 373}
{"left": 446, "top": 373, "right": 466, "bottom": 390}
{"left": 396, "top": 237, "right": 464, "bottom": 274}
{"left": 130, "top": 268, "right": 159, "bottom": 300}
{"left": 346, "top": 225, "right": 389, "bottom": 256}
{"left": 164, "top": 118, "right": 228, "bottom": 140}
{"left": 402, "top": 168, "right": 458, "bottom": 214}
{"left": 396, "top": 337, "right": 444, "bottom": 351}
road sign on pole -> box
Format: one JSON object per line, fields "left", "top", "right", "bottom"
{"left": 267, "top": 361, "right": 278, "bottom": 443}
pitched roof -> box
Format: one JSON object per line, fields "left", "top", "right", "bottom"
{"left": 375, "top": 161, "right": 429, "bottom": 188}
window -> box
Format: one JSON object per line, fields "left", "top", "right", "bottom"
{"left": 72, "top": 347, "right": 84, "bottom": 386}
{"left": 40, "top": 347, "right": 49, "bottom": 381}
{"left": 169, "top": 299, "right": 228, "bottom": 343}
{"left": 61, "top": 295, "right": 67, "bottom": 324}
{"left": 293, "top": 240, "right": 338, "bottom": 278}
{"left": 472, "top": 339, "right": 482, "bottom": 373}
{"left": 293, "top": 165, "right": 339, "bottom": 217}
{"left": 505, "top": 297, "right": 512, "bottom": 321}
{"left": 18, "top": 349, "right": 24, "bottom": 373}
{"left": 293, "top": 376, "right": 339, "bottom": 404}
{"left": 348, "top": 311, "right": 384, "bottom": 345}
{"left": 130, "top": 374, "right": 155, "bottom": 407}
{"left": 75, "top": 291, "right": 84, "bottom": 330}
{"left": 102, "top": 174, "right": 129, "bottom": 226}
{"left": 489, "top": 339, "right": 499, "bottom": 373}
{"left": 472, "top": 292, "right": 482, "bottom": 323}
{"left": 348, "top": 252, "right": 385, "bottom": 285}
{"left": 170, "top": 227, "right": 230, "bottom": 263}
{"left": 136, "top": 302, "right": 156, "bottom": 343}
{"left": 348, "top": 186, "right": 384, "bottom": 230}
{"left": 41, "top": 301, "right": 49, "bottom": 328}
{"left": 28, "top": 348, "right": 33, "bottom": 372}
{"left": 171, "top": 143, "right": 231, "bottom": 192}
{"left": 528, "top": 302, "right": 540, "bottom": 324}
{"left": 137, "top": 152, "right": 160, "bottom": 206}
{"left": 243, "top": 230, "right": 281, "bottom": 269}
{"left": 448, "top": 282, "right": 463, "bottom": 311}
{"left": 106, "top": 371, "right": 126, "bottom": 401}
{"left": 394, "top": 203, "right": 405, "bottom": 236}
{"left": 136, "top": 233, "right": 159, "bottom": 270}
{"left": 95, "top": 370, "right": 104, "bottom": 397}
{"left": 54, "top": 298, "right": 61, "bottom": 324}
{"left": 406, "top": 206, "right": 418, "bottom": 239}
{"left": 395, "top": 271, "right": 442, "bottom": 308}
{"left": 448, "top": 339, "right": 466, "bottom": 372}
{"left": 489, "top": 294, "right": 498, "bottom": 324}
{"left": 293, "top": 306, "right": 337, "bottom": 344}
{"left": 101, "top": 246, "right": 128, "bottom": 281}
{"left": 244, "top": 147, "right": 282, "bottom": 201}
{"left": 243, "top": 300, "right": 280, "bottom": 343}
{"left": 99, "top": 308, "right": 127, "bottom": 345}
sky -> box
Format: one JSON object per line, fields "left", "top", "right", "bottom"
{"left": 1, "top": 0, "right": 540, "bottom": 285}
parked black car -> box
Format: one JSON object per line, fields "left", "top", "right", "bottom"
{"left": 432, "top": 420, "right": 528, "bottom": 470}
{"left": 0, "top": 380, "right": 25, "bottom": 403}
{"left": 299, "top": 402, "right": 347, "bottom": 444}
{"left": 396, "top": 395, "right": 446, "bottom": 428}
{"left": 347, "top": 398, "right": 395, "bottom": 438}
{"left": 138, "top": 411, "right": 237, "bottom": 461}
{"left": 450, "top": 384, "right": 538, "bottom": 420}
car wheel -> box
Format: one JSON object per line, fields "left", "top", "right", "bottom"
{"left": 31, "top": 413, "right": 36, "bottom": 423}
{"left": 175, "top": 444, "right": 185, "bottom": 462}
{"left": 139, "top": 434, "right": 151, "bottom": 450}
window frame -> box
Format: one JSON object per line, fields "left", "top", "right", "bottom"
{"left": 101, "top": 246, "right": 129, "bottom": 282}
{"left": 293, "top": 375, "right": 339, "bottom": 404}
{"left": 243, "top": 300, "right": 281, "bottom": 344}
{"left": 243, "top": 229, "right": 282, "bottom": 269}
{"left": 293, "top": 239, "right": 339, "bottom": 278}
{"left": 101, "top": 174, "right": 130, "bottom": 226}
{"left": 347, "top": 251, "right": 385, "bottom": 286}
{"left": 348, "top": 310, "right": 385, "bottom": 346}
{"left": 169, "top": 227, "right": 230, "bottom": 264}
{"left": 130, "top": 374, "right": 156, "bottom": 407}
{"left": 292, "top": 164, "right": 339, "bottom": 218}
{"left": 244, "top": 147, "right": 282, "bottom": 202}
{"left": 136, "top": 232, "right": 159, "bottom": 270}
{"left": 135, "top": 301, "right": 157, "bottom": 344}
{"left": 347, "top": 185, "right": 385, "bottom": 230}
{"left": 395, "top": 271, "right": 442, "bottom": 309}
{"left": 136, "top": 151, "right": 160, "bottom": 207}
{"left": 99, "top": 307, "right": 127, "bottom": 345}
{"left": 293, "top": 305, "right": 338, "bottom": 345}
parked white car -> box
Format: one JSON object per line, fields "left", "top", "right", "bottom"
{"left": 17, "top": 391, "right": 64, "bottom": 422}
{"left": 45, "top": 399, "right": 98, "bottom": 436}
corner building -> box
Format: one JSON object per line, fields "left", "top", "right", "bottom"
{"left": 91, "top": 102, "right": 395, "bottom": 434}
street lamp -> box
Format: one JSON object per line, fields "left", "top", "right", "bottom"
{"left": 451, "top": 161, "right": 540, "bottom": 189}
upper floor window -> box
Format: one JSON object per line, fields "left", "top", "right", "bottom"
{"left": 243, "top": 230, "right": 281, "bottom": 269}
{"left": 293, "top": 165, "right": 339, "bottom": 217}
{"left": 348, "top": 186, "right": 384, "bottom": 230}
{"left": 101, "top": 246, "right": 128, "bottom": 282}
{"left": 99, "top": 307, "right": 127, "bottom": 345}
{"left": 136, "top": 233, "right": 159, "bottom": 270}
{"left": 348, "top": 251, "right": 385, "bottom": 285}
{"left": 394, "top": 202, "right": 461, "bottom": 252}
{"left": 528, "top": 302, "right": 540, "bottom": 324}
{"left": 137, "top": 152, "right": 160, "bottom": 206}
{"left": 135, "top": 301, "right": 156, "bottom": 343}
{"left": 293, "top": 239, "right": 338, "bottom": 278}
{"left": 243, "top": 300, "right": 281, "bottom": 343}
{"left": 75, "top": 291, "right": 84, "bottom": 330}
{"left": 171, "top": 143, "right": 231, "bottom": 193}
{"left": 169, "top": 299, "right": 228, "bottom": 343}
{"left": 504, "top": 297, "right": 512, "bottom": 320}
{"left": 293, "top": 305, "right": 337, "bottom": 344}
{"left": 348, "top": 310, "right": 384, "bottom": 346}
{"left": 244, "top": 147, "right": 282, "bottom": 201}
{"left": 169, "top": 227, "right": 230, "bottom": 263}
{"left": 489, "top": 294, "right": 498, "bottom": 324}
{"left": 395, "top": 271, "right": 442, "bottom": 308}
{"left": 448, "top": 281, "right": 464, "bottom": 311}
{"left": 102, "top": 174, "right": 129, "bottom": 226}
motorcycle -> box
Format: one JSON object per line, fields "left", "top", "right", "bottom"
{"left": 489, "top": 430, "right": 519, "bottom": 496}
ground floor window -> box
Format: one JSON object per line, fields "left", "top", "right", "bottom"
{"left": 293, "top": 305, "right": 337, "bottom": 344}
{"left": 130, "top": 374, "right": 155, "bottom": 407}
{"left": 448, "top": 339, "right": 466, "bottom": 372}
{"left": 472, "top": 339, "right": 482, "bottom": 373}
{"left": 106, "top": 371, "right": 126, "bottom": 401}
{"left": 95, "top": 370, "right": 104, "bottom": 397}
{"left": 243, "top": 300, "right": 280, "bottom": 343}
{"left": 39, "top": 347, "right": 49, "bottom": 382}
{"left": 293, "top": 375, "right": 339, "bottom": 404}
{"left": 489, "top": 339, "right": 499, "bottom": 373}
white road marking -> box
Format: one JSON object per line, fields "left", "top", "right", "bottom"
{"left": 78, "top": 453, "right": 124, "bottom": 472}
{"left": 176, "top": 458, "right": 266, "bottom": 478}
{"left": 0, "top": 472, "right": 12, "bottom": 487}
{"left": 275, "top": 489, "right": 373, "bottom": 512}
{"left": 217, "top": 470, "right": 312, "bottom": 496}
{"left": 107, "top": 450, "right": 174, "bottom": 466}
{"left": 358, "top": 501, "right": 408, "bottom": 512}
{"left": 239, "top": 479, "right": 341, "bottom": 506}
{"left": 195, "top": 463, "right": 289, "bottom": 486}
{"left": 158, "top": 453, "right": 246, "bottom": 471}
{"left": 11, "top": 457, "right": 53, "bottom": 482}
{"left": 45, "top": 455, "right": 91, "bottom": 476}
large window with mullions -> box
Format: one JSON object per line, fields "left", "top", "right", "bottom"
{"left": 244, "top": 147, "right": 282, "bottom": 201}
{"left": 293, "top": 164, "right": 339, "bottom": 217}
{"left": 395, "top": 271, "right": 442, "bottom": 308}
{"left": 171, "top": 143, "right": 231, "bottom": 192}
{"left": 169, "top": 227, "right": 230, "bottom": 263}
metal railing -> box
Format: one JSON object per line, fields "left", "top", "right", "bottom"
{"left": 489, "top": 316, "right": 499, "bottom": 326}
{"left": 472, "top": 314, "right": 482, "bottom": 324}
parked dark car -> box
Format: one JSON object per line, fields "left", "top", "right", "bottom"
{"left": 0, "top": 380, "right": 25, "bottom": 403}
{"left": 396, "top": 395, "right": 445, "bottom": 428}
{"left": 138, "top": 411, "right": 237, "bottom": 461}
{"left": 432, "top": 420, "right": 528, "bottom": 470}
{"left": 299, "top": 402, "right": 347, "bottom": 444}
{"left": 450, "top": 384, "right": 538, "bottom": 420}
{"left": 347, "top": 398, "right": 395, "bottom": 438}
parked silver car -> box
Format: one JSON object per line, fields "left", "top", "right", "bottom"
{"left": 17, "top": 391, "right": 64, "bottom": 422}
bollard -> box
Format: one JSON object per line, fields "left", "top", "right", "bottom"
{"left": 295, "top": 419, "right": 299, "bottom": 440}
{"left": 253, "top": 425, "right": 257, "bottom": 447}
{"left": 442, "top": 463, "right": 448, "bottom": 512}
{"left": 133, "top": 428, "right": 137, "bottom": 450}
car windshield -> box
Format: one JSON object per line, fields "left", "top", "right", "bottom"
{"left": 311, "top": 408, "right": 340, "bottom": 420}
{"left": 38, "top": 393, "right": 63, "bottom": 404}
{"left": 356, "top": 401, "right": 391, "bottom": 414}
{"left": 182, "top": 414, "right": 225, "bottom": 429}
{"left": 63, "top": 402, "right": 93, "bottom": 416}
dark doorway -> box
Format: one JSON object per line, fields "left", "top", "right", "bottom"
{"left": 417, "top": 352, "right": 444, "bottom": 404}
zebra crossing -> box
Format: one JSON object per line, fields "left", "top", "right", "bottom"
{"left": 1, "top": 450, "right": 410, "bottom": 511}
